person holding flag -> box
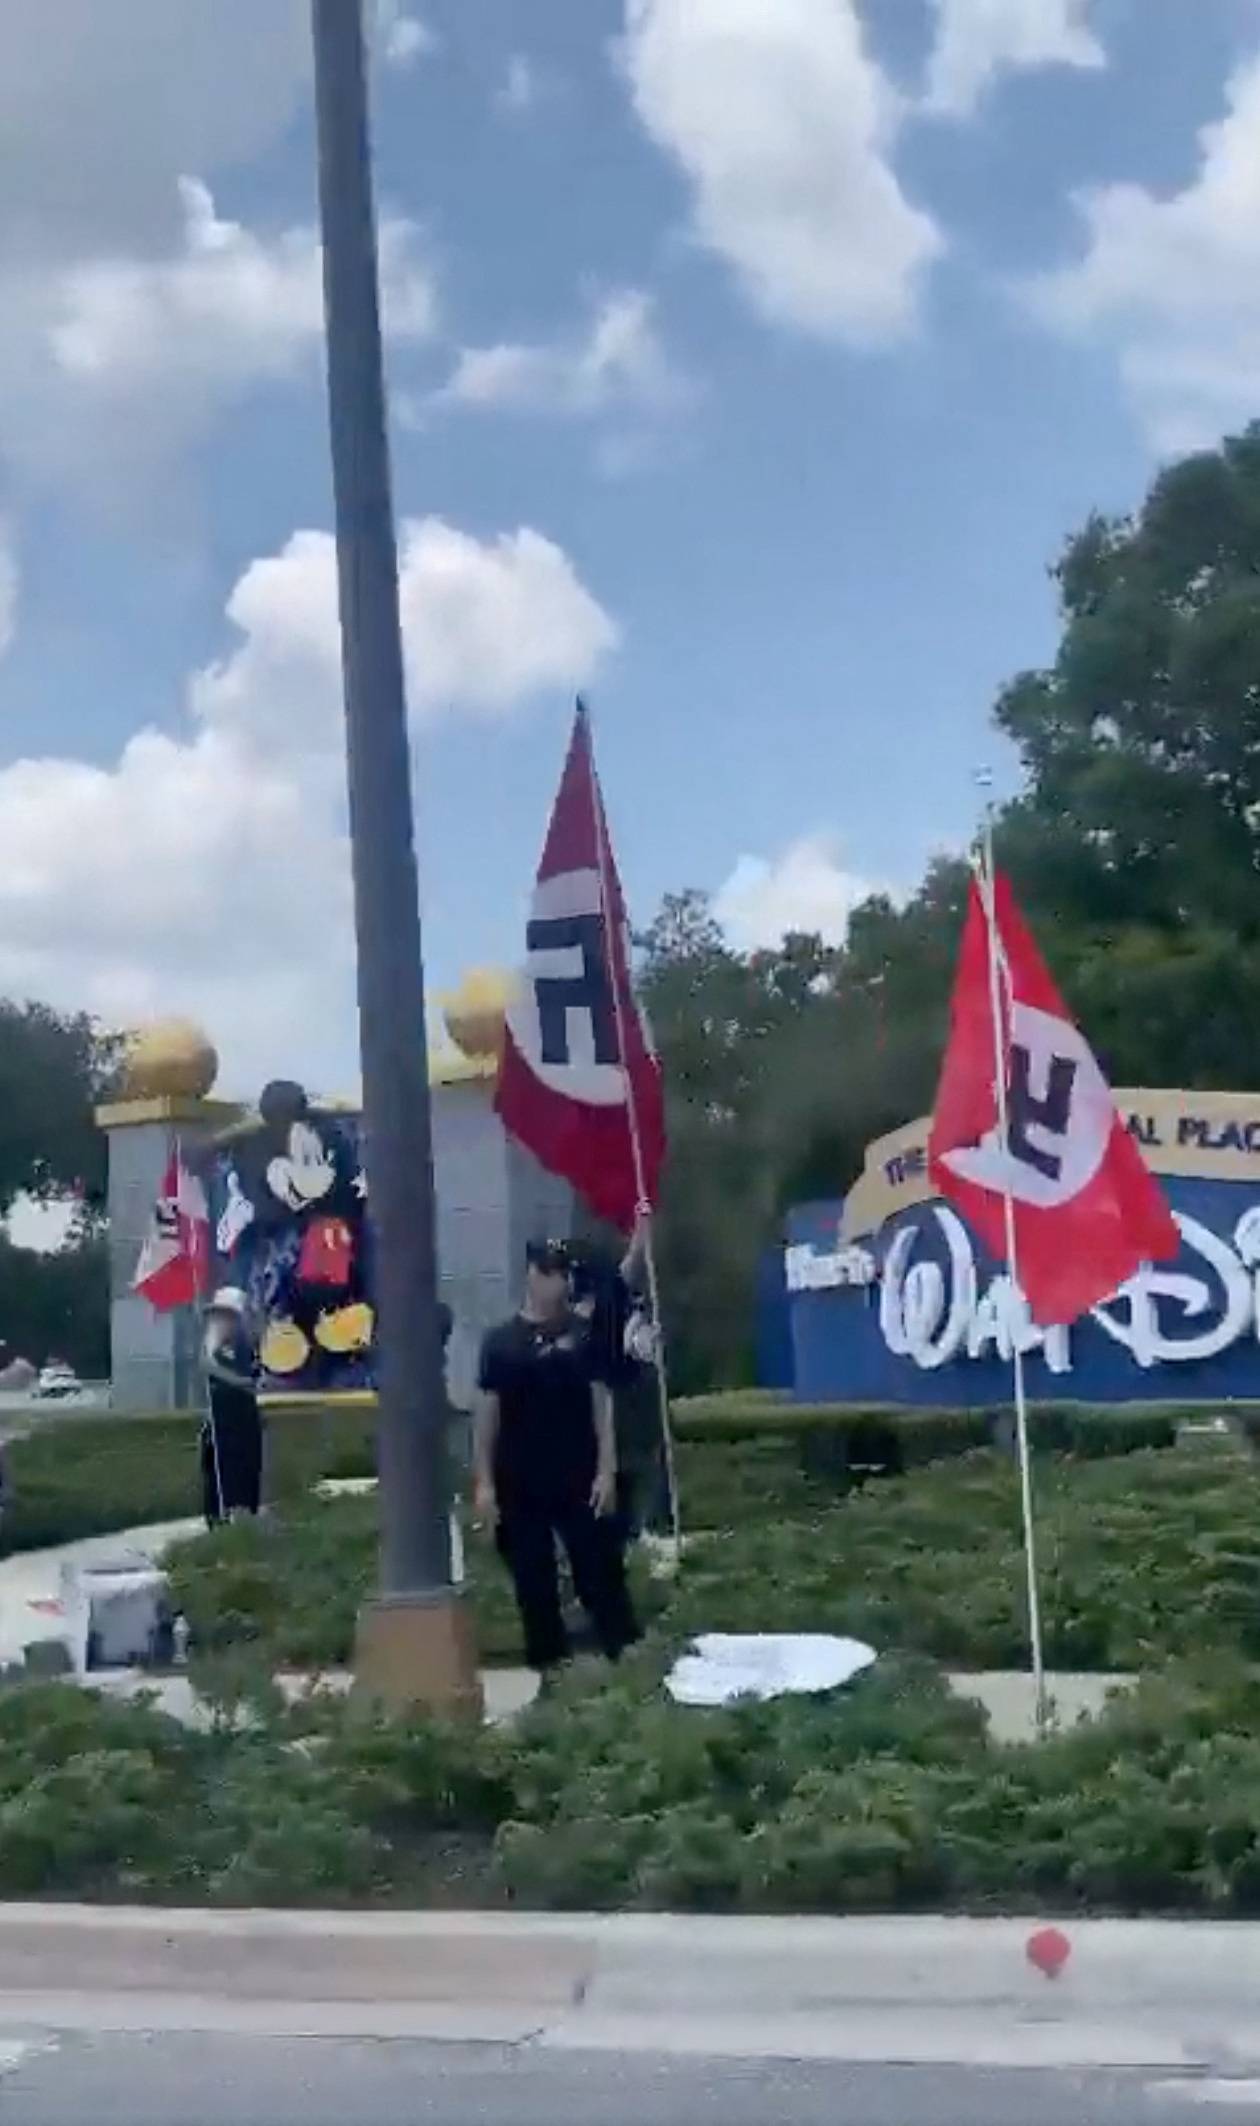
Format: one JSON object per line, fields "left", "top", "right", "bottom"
{"left": 200, "top": 1286, "right": 264, "bottom": 1527}
{"left": 568, "top": 1215, "right": 668, "bottom": 1539}
{"left": 473, "top": 1238, "right": 639, "bottom": 1676}
{"left": 494, "top": 701, "right": 678, "bottom": 1549}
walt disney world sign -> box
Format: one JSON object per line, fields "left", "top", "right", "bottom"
{"left": 784, "top": 1089, "right": 1260, "bottom": 1406}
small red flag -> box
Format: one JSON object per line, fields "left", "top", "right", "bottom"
{"left": 133, "top": 1143, "right": 211, "bottom": 1313}
{"left": 496, "top": 703, "right": 664, "bottom": 1232}
{"left": 928, "top": 870, "right": 1178, "bottom": 1327}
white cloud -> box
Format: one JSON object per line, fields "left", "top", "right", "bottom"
{"left": 0, "top": 522, "right": 16, "bottom": 659}
{"left": 620, "top": 0, "right": 941, "bottom": 344}
{"left": 1030, "top": 51, "right": 1260, "bottom": 453}
{"left": 497, "top": 55, "right": 541, "bottom": 115}
{"left": 0, "top": 2, "right": 308, "bottom": 267}
{"left": 3, "top": 179, "right": 436, "bottom": 490}
{"left": 0, "top": 519, "right": 616, "bottom": 1091}
{"left": 715, "top": 835, "right": 878, "bottom": 950}
{"left": 381, "top": 8, "right": 435, "bottom": 71}
{"left": 923, "top": 0, "right": 1104, "bottom": 118}
{"left": 49, "top": 178, "right": 329, "bottom": 390}
{"left": 195, "top": 520, "right": 617, "bottom": 753}
{"left": 439, "top": 289, "right": 684, "bottom": 419}
{"left": 0, "top": 17, "right": 435, "bottom": 506}
{"left": 395, "top": 520, "right": 619, "bottom": 712}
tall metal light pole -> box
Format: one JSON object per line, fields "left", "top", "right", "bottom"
{"left": 310, "top": 0, "right": 480, "bottom": 1714}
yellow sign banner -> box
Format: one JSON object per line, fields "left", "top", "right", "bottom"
{"left": 843, "top": 1087, "right": 1260, "bottom": 1241}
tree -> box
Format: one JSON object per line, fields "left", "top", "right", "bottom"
{"left": 0, "top": 1003, "right": 119, "bottom": 1213}
{"left": 0, "top": 1004, "right": 117, "bottom": 1381}
{"left": 0, "top": 1229, "right": 109, "bottom": 1376}
{"left": 994, "top": 423, "right": 1260, "bottom": 1088}
{"left": 637, "top": 890, "right": 953, "bottom": 1386}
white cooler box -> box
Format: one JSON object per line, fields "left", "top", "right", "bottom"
{"left": 59, "top": 1555, "right": 173, "bottom": 1673}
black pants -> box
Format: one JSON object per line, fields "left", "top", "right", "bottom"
{"left": 496, "top": 1496, "right": 639, "bottom": 1672}
{"left": 200, "top": 1407, "right": 263, "bottom": 1527}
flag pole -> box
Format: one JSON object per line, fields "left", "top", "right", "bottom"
{"left": 582, "top": 701, "right": 682, "bottom": 1557}
{"left": 975, "top": 782, "right": 1048, "bottom": 1732}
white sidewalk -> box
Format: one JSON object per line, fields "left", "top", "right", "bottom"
{"left": 0, "top": 1909, "right": 1253, "bottom": 2071}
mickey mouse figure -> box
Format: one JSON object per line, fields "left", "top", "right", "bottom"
{"left": 216, "top": 1081, "right": 372, "bottom": 1389}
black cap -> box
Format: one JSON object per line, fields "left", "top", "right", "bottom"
{"left": 526, "top": 1238, "right": 571, "bottom": 1275}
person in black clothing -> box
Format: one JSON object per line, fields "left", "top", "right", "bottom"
{"left": 474, "top": 1240, "right": 639, "bottom": 1674}
{"left": 569, "top": 1219, "right": 669, "bottom": 1540}
{"left": 201, "top": 1286, "right": 263, "bottom": 1527}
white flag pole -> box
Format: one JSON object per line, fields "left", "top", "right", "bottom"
{"left": 584, "top": 705, "right": 682, "bottom": 1556}
{"left": 975, "top": 784, "right": 1048, "bottom": 1732}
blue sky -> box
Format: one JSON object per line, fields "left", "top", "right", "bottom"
{"left": 0, "top": 0, "right": 1256, "bottom": 1098}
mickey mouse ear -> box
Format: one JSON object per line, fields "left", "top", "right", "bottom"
{"left": 259, "top": 1080, "right": 309, "bottom": 1130}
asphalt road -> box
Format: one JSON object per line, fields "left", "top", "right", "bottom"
{"left": 0, "top": 2036, "right": 1246, "bottom": 2125}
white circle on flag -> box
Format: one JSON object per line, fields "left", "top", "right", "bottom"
{"left": 941, "top": 1001, "right": 1113, "bottom": 1209}
{"left": 506, "top": 867, "right": 626, "bottom": 1108}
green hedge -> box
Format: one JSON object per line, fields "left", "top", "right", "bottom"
{"left": 0, "top": 1392, "right": 1220, "bottom": 1564}
{"left": 672, "top": 1393, "right": 1223, "bottom": 1471}
{"left": 8, "top": 1650, "right": 1260, "bottom": 1911}
{"left": 672, "top": 1398, "right": 1189, "bottom": 1526}
{"left": 0, "top": 1407, "right": 377, "bottom": 1559}
{"left": 165, "top": 1496, "right": 666, "bottom": 1671}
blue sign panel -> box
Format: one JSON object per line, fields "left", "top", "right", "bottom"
{"left": 785, "top": 1090, "right": 1260, "bottom": 1406}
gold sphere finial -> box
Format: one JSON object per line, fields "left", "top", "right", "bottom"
{"left": 121, "top": 1018, "right": 219, "bottom": 1102}
{"left": 443, "top": 968, "right": 513, "bottom": 1061}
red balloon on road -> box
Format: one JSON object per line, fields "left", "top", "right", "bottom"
{"left": 1027, "top": 1927, "right": 1072, "bottom": 1980}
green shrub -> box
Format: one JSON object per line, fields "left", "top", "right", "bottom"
{"left": 671, "top": 1449, "right": 1260, "bottom": 1673}
{"left": 166, "top": 1497, "right": 665, "bottom": 1671}
{"left": 495, "top": 1652, "right": 1260, "bottom": 1915}
{"left": 7, "top": 1648, "right": 1260, "bottom": 1912}
{"left": 673, "top": 1435, "right": 828, "bottom": 1528}
{"left": 0, "top": 1406, "right": 377, "bottom": 1559}
{"left": 323, "top": 1708, "right": 513, "bottom": 1831}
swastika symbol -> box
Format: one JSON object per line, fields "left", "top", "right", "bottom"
{"left": 1008, "top": 1046, "right": 1078, "bottom": 1182}
{"left": 526, "top": 912, "right": 620, "bottom": 1068}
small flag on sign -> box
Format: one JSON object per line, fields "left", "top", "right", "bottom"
{"left": 133, "top": 1143, "right": 211, "bottom": 1313}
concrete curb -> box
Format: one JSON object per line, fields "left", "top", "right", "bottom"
{"left": 0, "top": 1909, "right": 1257, "bottom": 2066}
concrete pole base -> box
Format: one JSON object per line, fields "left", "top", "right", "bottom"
{"left": 351, "top": 1591, "right": 484, "bottom": 1722}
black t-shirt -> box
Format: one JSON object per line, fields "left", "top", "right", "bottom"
{"left": 570, "top": 1254, "right": 640, "bottom": 1389}
{"left": 478, "top": 1311, "right": 605, "bottom": 1506}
